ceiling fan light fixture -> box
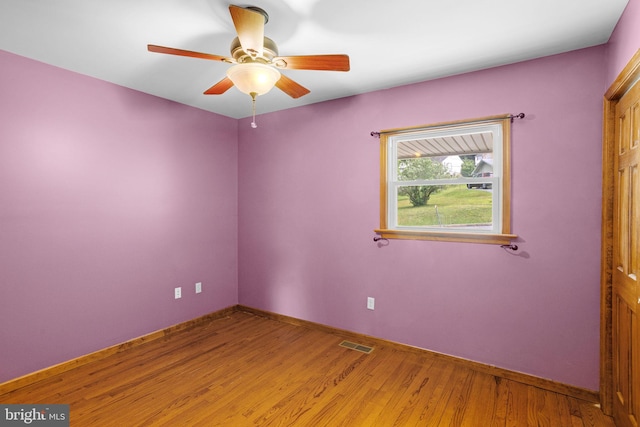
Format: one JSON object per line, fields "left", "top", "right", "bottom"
{"left": 226, "top": 63, "right": 281, "bottom": 96}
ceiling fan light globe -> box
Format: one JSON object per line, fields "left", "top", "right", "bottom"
{"left": 226, "top": 63, "right": 281, "bottom": 96}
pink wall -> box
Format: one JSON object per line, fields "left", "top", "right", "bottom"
{"left": 238, "top": 46, "right": 606, "bottom": 390}
{"left": 3, "top": 2, "right": 638, "bottom": 390}
{"left": 0, "top": 51, "right": 239, "bottom": 382}
{"left": 606, "top": 0, "right": 640, "bottom": 86}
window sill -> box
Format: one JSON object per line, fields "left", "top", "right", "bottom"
{"left": 374, "top": 229, "right": 518, "bottom": 245}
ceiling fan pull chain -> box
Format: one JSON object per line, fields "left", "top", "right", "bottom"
{"left": 250, "top": 92, "right": 258, "bottom": 128}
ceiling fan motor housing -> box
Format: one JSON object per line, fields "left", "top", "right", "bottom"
{"left": 230, "top": 36, "right": 278, "bottom": 64}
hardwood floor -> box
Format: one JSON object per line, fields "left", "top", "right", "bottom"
{"left": 1, "top": 311, "right": 615, "bottom": 426}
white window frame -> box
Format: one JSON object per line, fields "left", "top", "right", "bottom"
{"left": 376, "top": 115, "right": 517, "bottom": 245}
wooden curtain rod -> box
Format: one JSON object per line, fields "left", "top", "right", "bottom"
{"left": 370, "top": 113, "right": 526, "bottom": 138}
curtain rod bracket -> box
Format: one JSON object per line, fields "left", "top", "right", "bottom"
{"left": 370, "top": 131, "right": 381, "bottom": 138}
{"left": 500, "top": 243, "right": 519, "bottom": 251}
{"left": 509, "top": 113, "right": 525, "bottom": 122}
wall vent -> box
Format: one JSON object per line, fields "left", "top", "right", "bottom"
{"left": 339, "top": 340, "right": 373, "bottom": 354}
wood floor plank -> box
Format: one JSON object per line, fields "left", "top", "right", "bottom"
{"left": 458, "top": 369, "right": 499, "bottom": 426}
{"left": 403, "top": 361, "right": 460, "bottom": 425}
{"left": 0, "top": 311, "right": 616, "bottom": 426}
{"left": 373, "top": 356, "right": 437, "bottom": 425}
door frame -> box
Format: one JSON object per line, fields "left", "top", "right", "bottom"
{"left": 601, "top": 48, "right": 640, "bottom": 416}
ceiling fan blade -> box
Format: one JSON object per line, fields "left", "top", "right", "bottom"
{"left": 273, "top": 55, "right": 350, "bottom": 71}
{"left": 229, "top": 5, "right": 265, "bottom": 57}
{"left": 203, "top": 77, "right": 234, "bottom": 95}
{"left": 275, "top": 74, "right": 310, "bottom": 99}
{"left": 148, "top": 45, "right": 232, "bottom": 63}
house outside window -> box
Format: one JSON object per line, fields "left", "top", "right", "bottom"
{"left": 376, "top": 115, "right": 517, "bottom": 245}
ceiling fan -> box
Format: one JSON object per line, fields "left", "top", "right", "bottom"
{"left": 148, "top": 5, "right": 350, "bottom": 125}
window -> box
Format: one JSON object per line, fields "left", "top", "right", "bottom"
{"left": 376, "top": 114, "right": 517, "bottom": 244}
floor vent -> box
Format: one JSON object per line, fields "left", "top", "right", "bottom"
{"left": 339, "top": 340, "right": 373, "bottom": 354}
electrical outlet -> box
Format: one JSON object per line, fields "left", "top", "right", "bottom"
{"left": 195, "top": 282, "right": 202, "bottom": 294}
{"left": 174, "top": 287, "right": 182, "bottom": 299}
{"left": 367, "top": 297, "right": 375, "bottom": 310}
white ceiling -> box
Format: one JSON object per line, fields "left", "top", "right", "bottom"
{"left": 0, "top": 0, "right": 630, "bottom": 119}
